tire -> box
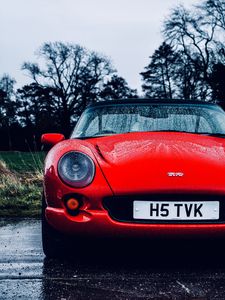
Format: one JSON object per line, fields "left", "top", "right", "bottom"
{"left": 42, "top": 195, "right": 68, "bottom": 258}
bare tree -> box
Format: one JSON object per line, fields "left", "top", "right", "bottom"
{"left": 22, "top": 42, "right": 114, "bottom": 135}
{"left": 200, "top": 0, "right": 225, "bottom": 31}
{"left": 163, "top": 5, "right": 217, "bottom": 98}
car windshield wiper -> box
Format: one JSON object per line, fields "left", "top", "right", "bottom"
{"left": 74, "top": 131, "right": 225, "bottom": 139}
{"left": 134, "top": 130, "right": 225, "bottom": 137}
{"left": 149, "top": 131, "right": 225, "bottom": 137}
{"left": 124, "top": 130, "right": 199, "bottom": 134}
{"left": 196, "top": 132, "right": 225, "bottom": 138}
{"left": 74, "top": 133, "right": 117, "bottom": 140}
{"left": 147, "top": 130, "right": 193, "bottom": 133}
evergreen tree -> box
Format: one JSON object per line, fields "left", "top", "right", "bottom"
{"left": 99, "top": 75, "right": 137, "bottom": 100}
{"left": 140, "top": 43, "right": 177, "bottom": 99}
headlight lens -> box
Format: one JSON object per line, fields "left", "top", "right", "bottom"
{"left": 58, "top": 151, "right": 95, "bottom": 187}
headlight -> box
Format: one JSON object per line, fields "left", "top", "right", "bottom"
{"left": 58, "top": 151, "right": 95, "bottom": 187}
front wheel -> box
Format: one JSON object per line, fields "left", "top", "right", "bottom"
{"left": 42, "top": 196, "right": 68, "bottom": 258}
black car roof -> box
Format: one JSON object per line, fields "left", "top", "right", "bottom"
{"left": 88, "top": 98, "right": 218, "bottom": 108}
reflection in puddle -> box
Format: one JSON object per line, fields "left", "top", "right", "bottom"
{"left": 41, "top": 239, "right": 225, "bottom": 300}
{"left": 1, "top": 219, "right": 225, "bottom": 299}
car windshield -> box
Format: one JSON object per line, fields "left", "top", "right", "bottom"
{"left": 71, "top": 103, "right": 225, "bottom": 138}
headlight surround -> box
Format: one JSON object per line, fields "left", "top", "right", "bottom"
{"left": 58, "top": 151, "right": 95, "bottom": 188}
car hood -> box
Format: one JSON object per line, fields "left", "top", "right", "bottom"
{"left": 88, "top": 132, "right": 225, "bottom": 195}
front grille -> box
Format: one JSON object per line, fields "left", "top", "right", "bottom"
{"left": 103, "top": 194, "right": 225, "bottom": 224}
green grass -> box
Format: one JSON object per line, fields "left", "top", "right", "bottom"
{"left": 0, "top": 151, "right": 45, "bottom": 173}
{"left": 0, "top": 152, "right": 46, "bottom": 217}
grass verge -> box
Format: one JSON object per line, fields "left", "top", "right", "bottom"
{"left": 0, "top": 152, "right": 45, "bottom": 217}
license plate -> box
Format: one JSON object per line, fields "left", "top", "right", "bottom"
{"left": 133, "top": 201, "right": 219, "bottom": 220}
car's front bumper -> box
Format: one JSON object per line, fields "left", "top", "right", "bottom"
{"left": 46, "top": 207, "right": 225, "bottom": 239}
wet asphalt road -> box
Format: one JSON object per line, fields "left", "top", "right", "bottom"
{"left": 1, "top": 219, "right": 225, "bottom": 299}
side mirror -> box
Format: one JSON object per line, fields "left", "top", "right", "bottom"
{"left": 41, "top": 133, "right": 65, "bottom": 146}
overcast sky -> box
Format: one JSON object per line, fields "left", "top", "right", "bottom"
{"left": 0, "top": 0, "right": 197, "bottom": 93}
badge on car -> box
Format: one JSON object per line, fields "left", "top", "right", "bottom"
{"left": 167, "top": 172, "right": 184, "bottom": 177}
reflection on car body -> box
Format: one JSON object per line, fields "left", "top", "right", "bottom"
{"left": 41, "top": 99, "right": 225, "bottom": 257}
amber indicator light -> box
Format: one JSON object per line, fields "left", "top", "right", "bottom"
{"left": 66, "top": 198, "right": 80, "bottom": 210}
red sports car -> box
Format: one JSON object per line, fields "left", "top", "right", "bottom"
{"left": 42, "top": 100, "right": 225, "bottom": 257}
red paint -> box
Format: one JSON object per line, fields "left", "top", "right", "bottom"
{"left": 43, "top": 131, "right": 225, "bottom": 237}
{"left": 46, "top": 207, "right": 225, "bottom": 238}
{"left": 41, "top": 133, "right": 65, "bottom": 146}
